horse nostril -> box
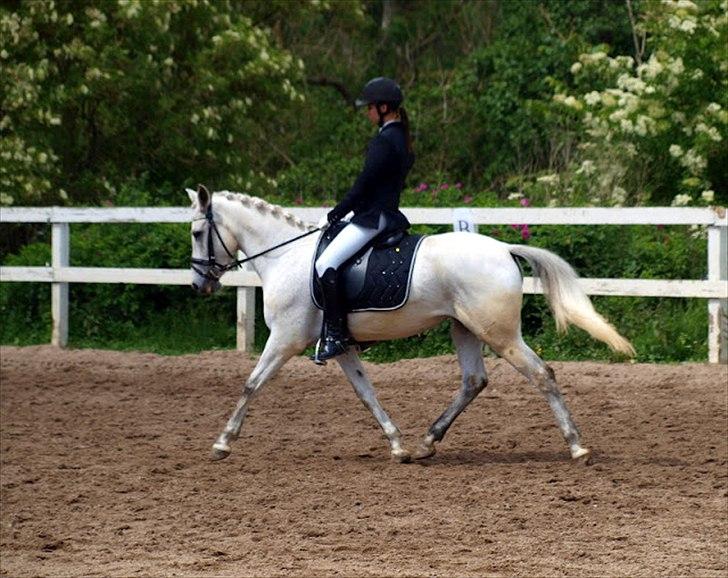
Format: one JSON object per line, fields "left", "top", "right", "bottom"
{"left": 191, "top": 282, "right": 199, "bottom": 291}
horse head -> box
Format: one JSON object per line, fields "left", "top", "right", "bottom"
{"left": 187, "top": 184, "right": 240, "bottom": 295}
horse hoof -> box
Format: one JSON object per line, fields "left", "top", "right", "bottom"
{"left": 571, "top": 447, "right": 593, "bottom": 466}
{"left": 211, "top": 443, "right": 231, "bottom": 461}
{"left": 413, "top": 444, "right": 436, "bottom": 460}
{"left": 391, "top": 449, "right": 411, "bottom": 463}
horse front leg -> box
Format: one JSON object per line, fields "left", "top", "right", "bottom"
{"left": 211, "top": 332, "right": 301, "bottom": 461}
{"left": 414, "top": 320, "right": 488, "bottom": 460}
{"left": 336, "top": 350, "right": 411, "bottom": 463}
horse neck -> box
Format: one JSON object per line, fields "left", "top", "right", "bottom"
{"left": 216, "top": 196, "right": 306, "bottom": 271}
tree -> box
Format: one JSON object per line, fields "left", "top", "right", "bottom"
{"left": 552, "top": 0, "right": 727, "bottom": 206}
{"left": 0, "top": 0, "right": 304, "bottom": 206}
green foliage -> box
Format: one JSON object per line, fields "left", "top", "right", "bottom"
{"left": 0, "top": 242, "right": 52, "bottom": 345}
{"left": 276, "top": 150, "right": 363, "bottom": 206}
{"left": 550, "top": 0, "right": 728, "bottom": 206}
{"left": 525, "top": 295, "right": 708, "bottom": 363}
{"left": 0, "top": 0, "right": 305, "bottom": 206}
{"left": 68, "top": 297, "right": 237, "bottom": 354}
{"left": 3, "top": 0, "right": 724, "bottom": 207}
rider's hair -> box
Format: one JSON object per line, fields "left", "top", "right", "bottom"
{"left": 398, "top": 106, "right": 413, "bottom": 154}
{"left": 380, "top": 102, "right": 413, "bottom": 154}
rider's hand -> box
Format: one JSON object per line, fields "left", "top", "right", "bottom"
{"left": 317, "top": 215, "right": 329, "bottom": 230}
{"left": 327, "top": 208, "right": 345, "bottom": 224}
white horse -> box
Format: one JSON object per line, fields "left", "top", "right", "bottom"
{"left": 188, "top": 186, "right": 634, "bottom": 464}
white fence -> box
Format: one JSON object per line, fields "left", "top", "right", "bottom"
{"left": 0, "top": 206, "right": 726, "bottom": 363}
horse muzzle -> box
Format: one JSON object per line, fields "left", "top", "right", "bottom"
{"left": 192, "top": 281, "right": 222, "bottom": 295}
{"left": 191, "top": 266, "right": 222, "bottom": 295}
{"left": 192, "top": 277, "right": 222, "bottom": 295}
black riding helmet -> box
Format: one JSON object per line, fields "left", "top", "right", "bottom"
{"left": 355, "top": 77, "right": 404, "bottom": 127}
{"left": 355, "top": 77, "right": 403, "bottom": 108}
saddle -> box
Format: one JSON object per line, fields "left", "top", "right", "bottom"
{"left": 311, "top": 222, "right": 426, "bottom": 313}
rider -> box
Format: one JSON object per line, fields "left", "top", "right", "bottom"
{"left": 312, "top": 77, "right": 415, "bottom": 364}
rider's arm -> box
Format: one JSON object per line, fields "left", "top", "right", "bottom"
{"left": 327, "top": 136, "right": 393, "bottom": 223}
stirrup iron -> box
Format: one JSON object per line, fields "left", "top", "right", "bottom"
{"left": 311, "top": 338, "right": 328, "bottom": 366}
{"left": 311, "top": 335, "right": 349, "bottom": 365}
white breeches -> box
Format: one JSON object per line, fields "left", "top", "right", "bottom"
{"left": 315, "top": 214, "right": 386, "bottom": 276}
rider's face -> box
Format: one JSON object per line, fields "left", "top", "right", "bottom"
{"left": 365, "top": 103, "right": 378, "bottom": 125}
{"left": 365, "top": 103, "right": 388, "bottom": 125}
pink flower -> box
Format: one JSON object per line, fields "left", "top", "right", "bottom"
{"left": 462, "top": 194, "right": 473, "bottom": 204}
{"left": 415, "top": 182, "right": 429, "bottom": 192}
{"left": 440, "top": 183, "right": 449, "bottom": 190}
{"left": 520, "top": 197, "right": 530, "bottom": 207}
{"left": 510, "top": 223, "right": 531, "bottom": 240}
{"left": 454, "top": 182, "right": 463, "bottom": 189}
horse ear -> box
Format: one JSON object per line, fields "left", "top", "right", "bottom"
{"left": 185, "top": 188, "right": 197, "bottom": 206}
{"left": 196, "top": 184, "right": 211, "bottom": 211}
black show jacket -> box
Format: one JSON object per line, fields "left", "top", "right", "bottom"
{"left": 328, "top": 121, "right": 414, "bottom": 233}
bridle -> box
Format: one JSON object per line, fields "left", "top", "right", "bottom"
{"left": 190, "top": 202, "right": 321, "bottom": 282}
{"left": 190, "top": 203, "right": 239, "bottom": 282}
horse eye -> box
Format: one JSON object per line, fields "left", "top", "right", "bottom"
{"left": 192, "top": 230, "right": 202, "bottom": 239}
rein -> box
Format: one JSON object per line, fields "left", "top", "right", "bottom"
{"left": 191, "top": 203, "right": 321, "bottom": 280}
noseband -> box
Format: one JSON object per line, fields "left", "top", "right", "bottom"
{"left": 191, "top": 202, "right": 322, "bottom": 282}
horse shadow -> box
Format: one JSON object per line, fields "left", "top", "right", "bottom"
{"left": 416, "top": 449, "right": 689, "bottom": 468}
{"left": 415, "top": 448, "right": 568, "bottom": 466}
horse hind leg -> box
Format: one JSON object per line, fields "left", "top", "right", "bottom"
{"left": 414, "top": 320, "right": 488, "bottom": 460}
{"left": 494, "top": 337, "right": 591, "bottom": 464}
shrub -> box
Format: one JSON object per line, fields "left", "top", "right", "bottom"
{"left": 550, "top": 0, "right": 727, "bottom": 206}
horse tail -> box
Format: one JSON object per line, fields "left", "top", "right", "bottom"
{"left": 508, "top": 244, "right": 635, "bottom": 356}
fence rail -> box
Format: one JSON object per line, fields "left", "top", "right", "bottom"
{"left": 1, "top": 206, "right": 726, "bottom": 362}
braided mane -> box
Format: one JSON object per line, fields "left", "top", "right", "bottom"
{"left": 216, "top": 191, "right": 315, "bottom": 231}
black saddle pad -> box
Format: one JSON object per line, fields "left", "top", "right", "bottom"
{"left": 311, "top": 222, "right": 425, "bottom": 313}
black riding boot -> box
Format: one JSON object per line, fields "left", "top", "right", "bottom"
{"left": 311, "top": 267, "right": 350, "bottom": 365}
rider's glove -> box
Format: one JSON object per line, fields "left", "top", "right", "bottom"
{"left": 327, "top": 208, "right": 344, "bottom": 224}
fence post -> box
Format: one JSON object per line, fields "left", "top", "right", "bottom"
{"left": 236, "top": 286, "right": 256, "bottom": 352}
{"left": 235, "top": 253, "right": 256, "bottom": 352}
{"left": 707, "top": 219, "right": 727, "bottom": 363}
{"left": 51, "top": 222, "right": 69, "bottom": 347}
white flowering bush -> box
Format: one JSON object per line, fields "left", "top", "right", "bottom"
{"left": 0, "top": 0, "right": 305, "bottom": 206}
{"left": 551, "top": 0, "right": 726, "bottom": 206}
